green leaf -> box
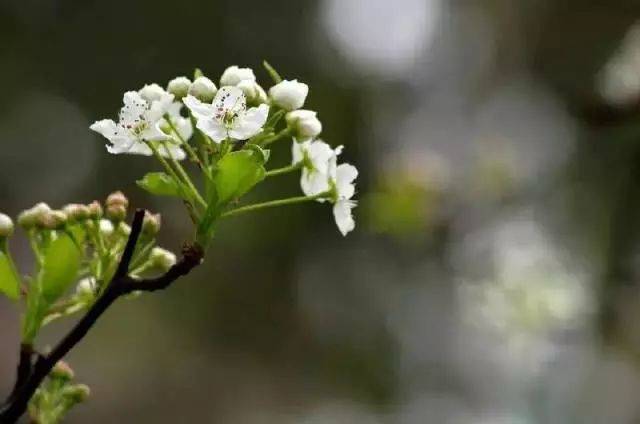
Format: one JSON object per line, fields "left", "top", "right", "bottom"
{"left": 40, "top": 233, "right": 82, "bottom": 304}
{"left": 215, "top": 150, "right": 266, "bottom": 206}
{"left": 0, "top": 246, "right": 20, "bottom": 301}
{"left": 137, "top": 172, "right": 182, "bottom": 197}
{"left": 263, "top": 60, "right": 283, "bottom": 84}
{"left": 194, "top": 68, "right": 204, "bottom": 79}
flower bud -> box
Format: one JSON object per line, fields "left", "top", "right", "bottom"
{"left": 18, "top": 203, "right": 51, "bottom": 229}
{"left": 62, "top": 204, "right": 90, "bottom": 223}
{"left": 220, "top": 65, "right": 256, "bottom": 86}
{"left": 188, "top": 76, "right": 217, "bottom": 102}
{"left": 150, "top": 247, "right": 177, "bottom": 271}
{"left": 167, "top": 76, "right": 192, "bottom": 99}
{"left": 0, "top": 213, "right": 14, "bottom": 238}
{"left": 51, "top": 361, "right": 75, "bottom": 381}
{"left": 106, "top": 191, "right": 128, "bottom": 209}
{"left": 76, "top": 277, "right": 97, "bottom": 296}
{"left": 87, "top": 201, "right": 103, "bottom": 219}
{"left": 286, "top": 110, "right": 322, "bottom": 139}
{"left": 237, "top": 80, "right": 268, "bottom": 105}
{"left": 139, "top": 83, "right": 170, "bottom": 103}
{"left": 99, "top": 219, "right": 114, "bottom": 237}
{"left": 38, "top": 210, "right": 67, "bottom": 230}
{"left": 63, "top": 384, "right": 90, "bottom": 403}
{"left": 105, "top": 191, "right": 128, "bottom": 222}
{"left": 142, "top": 212, "right": 161, "bottom": 236}
{"left": 269, "top": 79, "right": 308, "bottom": 111}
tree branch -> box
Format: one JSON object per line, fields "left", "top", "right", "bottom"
{"left": 0, "top": 209, "right": 204, "bottom": 423}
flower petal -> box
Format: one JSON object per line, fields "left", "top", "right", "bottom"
{"left": 229, "top": 104, "right": 269, "bottom": 140}
{"left": 291, "top": 139, "right": 310, "bottom": 165}
{"left": 183, "top": 95, "right": 215, "bottom": 120}
{"left": 335, "top": 163, "right": 358, "bottom": 199}
{"left": 301, "top": 168, "right": 331, "bottom": 198}
{"left": 333, "top": 199, "right": 356, "bottom": 236}
{"left": 157, "top": 143, "right": 186, "bottom": 161}
{"left": 214, "top": 86, "right": 246, "bottom": 115}
{"left": 120, "top": 91, "right": 148, "bottom": 126}
{"left": 196, "top": 118, "right": 227, "bottom": 143}
{"left": 90, "top": 119, "right": 118, "bottom": 139}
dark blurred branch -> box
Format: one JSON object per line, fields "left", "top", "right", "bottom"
{"left": 6, "top": 344, "right": 35, "bottom": 403}
{"left": 0, "top": 209, "right": 204, "bottom": 423}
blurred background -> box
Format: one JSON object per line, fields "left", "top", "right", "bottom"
{"left": 2, "top": 0, "right": 640, "bottom": 422}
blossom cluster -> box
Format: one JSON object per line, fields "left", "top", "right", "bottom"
{"left": 90, "top": 64, "right": 358, "bottom": 236}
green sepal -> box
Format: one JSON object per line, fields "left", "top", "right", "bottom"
{"left": 263, "top": 60, "right": 283, "bottom": 84}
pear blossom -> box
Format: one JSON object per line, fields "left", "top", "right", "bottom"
{"left": 292, "top": 139, "right": 343, "bottom": 197}
{"left": 329, "top": 163, "right": 358, "bottom": 236}
{"left": 292, "top": 139, "right": 358, "bottom": 235}
{"left": 188, "top": 76, "right": 217, "bottom": 102}
{"left": 269, "top": 79, "right": 309, "bottom": 110}
{"left": 220, "top": 65, "right": 256, "bottom": 86}
{"left": 286, "top": 110, "right": 322, "bottom": 140}
{"left": 183, "top": 86, "right": 269, "bottom": 143}
{"left": 90, "top": 91, "right": 186, "bottom": 160}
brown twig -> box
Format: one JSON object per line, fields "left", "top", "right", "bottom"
{"left": 0, "top": 209, "right": 203, "bottom": 423}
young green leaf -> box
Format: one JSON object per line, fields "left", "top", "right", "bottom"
{"left": 0, "top": 249, "right": 20, "bottom": 300}
{"left": 215, "top": 150, "right": 266, "bottom": 206}
{"left": 39, "top": 232, "right": 82, "bottom": 304}
{"left": 137, "top": 172, "right": 182, "bottom": 197}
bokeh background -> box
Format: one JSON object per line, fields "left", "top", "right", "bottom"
{"left": 2, "top": 0, "right": 640, "bottom": 422}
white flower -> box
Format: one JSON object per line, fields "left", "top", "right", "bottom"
{"left": 76, "top": 277, "right": 97, "bottom": 296}
{"left": 293, "top": 139, "right": 358, "bottom": 236}
{"left": 183, "top": 86, "right": 269, "bottom": 143}
{"left": 286, "top": 110, "right": 322, "bottom": 139}
{"left": 90, "top": 91, "right": 186, "bottom": 160}
{"left": 330, "top": 163, "right": 358, "bottom": 236}
{"left": 269, "top": 79, "right": 309, "bottom": 111}
{"left": 166, "top": 76, "right": 192, "bottom": 99}
{"left": 220, "top": 65, "right": 256, "bottom": 86}
{"left": 188, "top": 76, "right": 217, "bottom": 102}
{"left": 237, "top": 79, "right": 268, "bottom": 105}
{"left": 292, "top": 139, "right": 342, "bottom": 197}
{"left": 0, "top": 213, "right": 14, "bottom": 237}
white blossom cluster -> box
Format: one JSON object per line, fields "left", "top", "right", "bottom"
{"left": 90, "top": 65, "right": 358, "bottom": 235}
